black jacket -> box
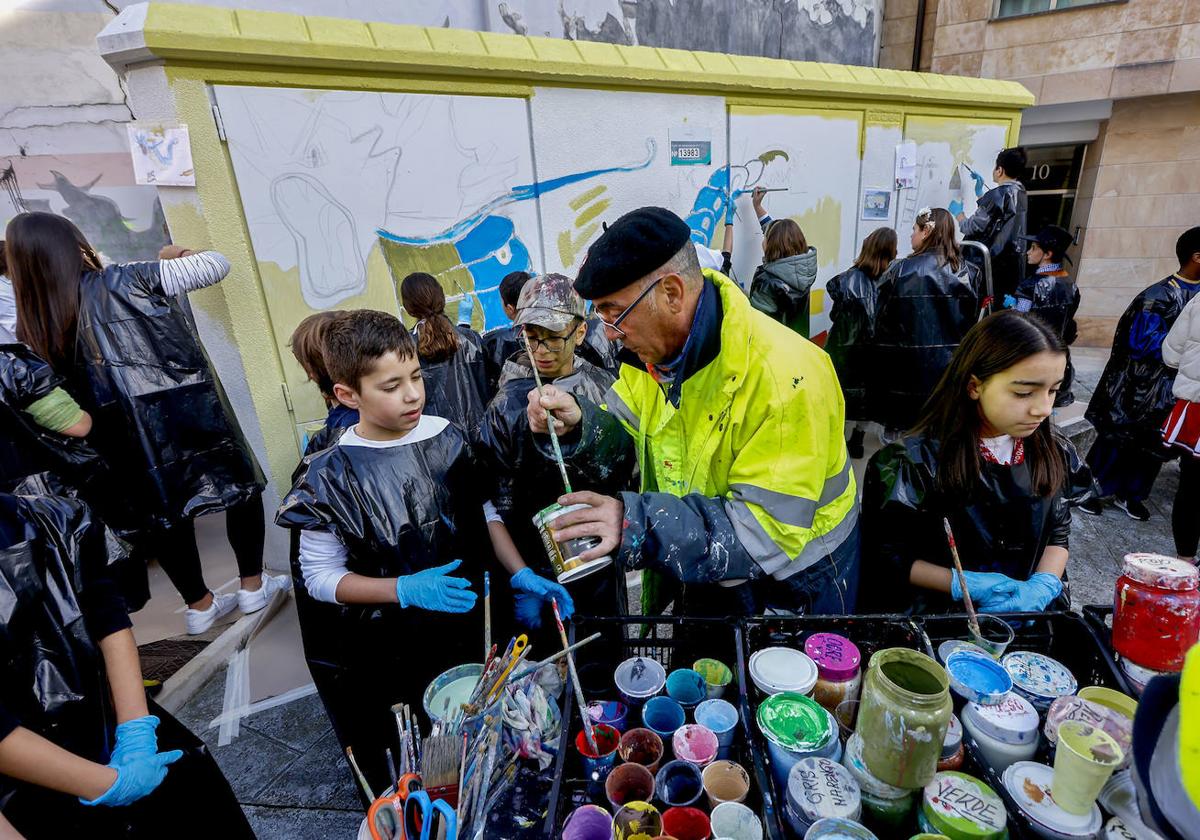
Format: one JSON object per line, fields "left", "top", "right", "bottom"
{"left": 1015, "top": 272, "right": 1081, "bottom": 407}
{"left": 861, "top": 430, "right": 1094, "bottom": 614}
{"left": 749, "top": 249, "right": 818, "bottom": 339}
{"left": 481, "top": 325, "right": 524, "bottom": 397}
{"left": 824, "top": 267, "right": 882, "bottom": 419}
{"left": 417, "top": 324, "right": 490, "bottom": 437}
{"left": 961, "top": 181, "right": 1028, "bottom": 301}
{"left": 578, "top": 315, "right": 624, "bottom": 377}
{"left": 872, "top": 252, "right": 981, "bottom": 430}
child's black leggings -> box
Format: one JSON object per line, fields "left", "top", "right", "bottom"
{"left": 154, "top": 495, "right": 266, "bottom": 605}
{"left": 1173, "top": 455, "right": 1200, "bottom": 559}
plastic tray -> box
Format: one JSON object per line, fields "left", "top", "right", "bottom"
{"left": 1081, "top": 603, "right": 1115, "bottom": 654}
{"left": 543, "top": 615, "right": 747, "bottom": 837}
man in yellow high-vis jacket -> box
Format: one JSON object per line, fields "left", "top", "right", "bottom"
{"left": 527, "top": 207, "right": 859, "bottom": 616}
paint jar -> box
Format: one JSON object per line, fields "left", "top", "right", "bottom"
{"left": 672, "top": 724, "right": 719, "bottom": 768}
{"left": 1044, "top": 695, "right": 1132, "bottom": 769}
{"left": 1001, "top": 651, "right": 1078, "bottom": 712}
{"left": 938, "top": 714, "right": 964, "bottom": 772}
{"left": 856, "top": 647, "right": 952, "bottom": 790}
{"left": 562, "top": 804, "right": 614, "bottom": 840}
{"left": 695, "top": 699, "right": 739, "bottom": 759}
{"left": 423, "top": 662, "right": 501, "bottom": 740}
{"left": 920, "top": 772, "right": 1007, "bottom": 840}
{"left": 642, "top": 696, "right": 686, "bottom": 741}
{"left": 841, "top": 733, "right": 916, "bottom": 830}
{"left": 961, "top": 693, "right": 1039, "bottom": 775}
{"left": 972, "top": 615, "right": 1016, "bottom": 659}
{"left": 756, "top": 691, "right": 840, "bottom": 790}
{"left": 661, "top": 806, "right": 711, "bottom": 840}
{"left": 805, "top": 633, "right": 863, "bottom": 713}
{"left": 710, "top": 801, "right": 763, "bottom": 840}
{"left": 1003, "top": 761, "right": 1103, "bottom": 840}
{"left": 833, "top": 699, "right": 859, "bottom": 742}
{"left": 576, "top": 724, "right": 621, "bottom": 790}
{"left": 783, "top": 756, "right": 862, "bottom": 836}
{"left": 607, "top": 762, "right": 657, "bottom": 812}
{"left": 533, "top": 502, "right": 613, "bottom": 584}
{"left": 945, "top": 650, "right": 1012, "bottom": 706}
{"left": 620, "top": 728, "right": 666, "bottom": 774}
{"left": 1051, "top": 721, "right": 1123, "bottom": 815}
{"left": 616, "top": 656, "right": 668, "bottom": 709}
{"left": 702, "top": 759, "right": 750, "bottom": 809}
{"left": 803, "top": 818, "right": 880, "bottom": 839}
{"left": 693, "top": 658, "right": 734, "bottom": 699}
{"left": 1104, "top": 817, "right": 1136, "bottom": 839}
{"left": 666, "top": 669, "right": 708, "bottom": 709}
{"left": 588, "top": 700, "right": 629, "bottom": 733}
{"left": 749, "top": 647, "right": 819, "bottom": 696}
{"left": 1117, "top": 655, "right": 1166, "bottom": 696}
{"left": 613, "top": 801, "right": 662, "bottom": 840}
{"left": 655, "top": 760, "right": 705, "bottom": 808}
{"left": 1112, "top": 553, "right": 1200, "bottom": 673}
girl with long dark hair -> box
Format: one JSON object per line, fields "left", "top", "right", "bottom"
{"left": 399, "top": 272, "right": 489, "bottom": 435}
{"left": 861, "top": 311, "right": 1094, "bottom": 614}
{"left": 748, "top": 217, "right": 818, "bottom": 338}
{"left": 4, "top": 212, "right": 288, "bottom": 634}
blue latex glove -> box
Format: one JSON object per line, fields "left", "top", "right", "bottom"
{"left": 111, "top": 715, "right": 160, "bottom": 766}
{"left": 948, "top": 199, "right": 964, "bottom": 217}
{"left": 949, "top": 570, "right": 1022, "bottom": 612}
{"left": 986, "top": 572, "right": 1063, "bottom": 613}
{"left": 1003, "top": 294, "right": 1017, "bottom": 309}
{"left": 970, "top": 170, "right": 987, "bottom": 197}
{"left": 396, "top": 560, "right": 477, "bottom": 613}
{"left": 514, "top": 591, "right": 545, "bottom": 629}
{"left": 511, "top": 567, "right": 574, "bottom": 620}
{"left": 81, "top": 749, "right": 183, "bottom": 807}
{"left": 456, "top": 292, "right": 475, "bottom": 326}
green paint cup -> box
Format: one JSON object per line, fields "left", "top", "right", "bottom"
{"left": 1051, "top": 720, "right": 1124, "bottom": 815}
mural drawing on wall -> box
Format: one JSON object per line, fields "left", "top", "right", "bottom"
{"left": 897, "top": 117, "right": 1008, "bottom": 232}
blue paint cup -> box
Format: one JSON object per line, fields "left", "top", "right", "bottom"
{"left": 642, "top": 696, "right": 686, "bottom": 741}
{"left": 655, "top": 759, "right": 705, "bottom": 808}
{"left": 666, "top": 669, "right": 708, "bottom": 709}
{"left": 695, "top": 698, "right": 739, "bottom": 759}
{"left": 587, "top": 700, "right": 629, "bottom": 733}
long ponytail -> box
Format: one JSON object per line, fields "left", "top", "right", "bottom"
{"left": 400, "top": 272, "right": 459, "bottom": 363}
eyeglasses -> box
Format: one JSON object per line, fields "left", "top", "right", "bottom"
{"left": 593, "top": 275, "right": 665, "bottom": 339}
{"left": 523, "top": 324, "right": 578, "bottom": 353}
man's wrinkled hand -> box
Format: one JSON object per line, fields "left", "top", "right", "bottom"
{"left": 550, "top": 491, "right": 623, "bottom": 563}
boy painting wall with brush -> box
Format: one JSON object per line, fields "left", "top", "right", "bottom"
{"left": 276, "top": 309, "right": 491, "bottom": 800}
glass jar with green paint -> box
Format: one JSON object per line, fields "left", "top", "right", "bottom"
{"left": 856, "top": 647, "right": 953, "bottom": 790}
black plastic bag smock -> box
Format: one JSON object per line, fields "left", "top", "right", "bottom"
{"left": 860, "top": 429, "right": 1094, "bottom": 614}
{"left": 417, "top": 324, "right": 490, "bottom": 437}
{"left": 1015, "top": 273, "right": 1081, "bottom": 406}
{"left": 871, "top": 252, "right": 981, "bottom": 430}
{"left": 276, "top": 417, "right": 489, "bottom": 797}
{"left": 1086, "top": 276, "right": 1200, "bottom": 451}
{"left": 482, "top": 324, "right": 524, "bottom": 396}
{"left": 962, "top": 181, "right": 1028, "bottom": 301}
{"left": 824, "top": 267, "right": 881, "bottom": 419}
{"left": 68, "top": 263, "right": 264, "bottom": 530}
{"left": 579, "top": 315, "right": 624, "bottom": 377}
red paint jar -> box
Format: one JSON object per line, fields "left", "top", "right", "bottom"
{"left": 1112, "top": 553, "right": 1200, "bottom": 672}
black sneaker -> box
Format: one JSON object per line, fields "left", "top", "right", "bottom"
{"left": 1077, "top": 497, "right": 1104, "bottom": 516}
{"left": 1115, "top": 498, "right": 1151, "bottom": 521}
{"left": 848, "top": 429, "right": 866, "bottom": 460}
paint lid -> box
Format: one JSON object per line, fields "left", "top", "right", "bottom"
{"left": 841, "top": 733, "right": 912, "bottom": 801}
{"left": 945, "top": 650, "right": 1013, "bottom": 706}
{"left": 614, "top": 656, "right": 667, "bottom": 699}
{"left": 937, "top": 639, "right": 989, "bottom": 665}
{"left": 1002, "top": 651, "right": 1077, "bottom": 703}
{"left": 749, "top": 647, "right": 819, "bottom": 695}
{"left": 787, "top": 757, "right": 862, "bottom": 825}
{"left": 1121, "top": 552, "right": 1199, "bottom": 591}
{"left": 1103, "top": 817, "right": 1137, "bottom": 839}
{"left": 804, "top": 633, "right": 862, "bottom": 683}
{"left": 1002, "top": 761, "right": 1102, "bottom": 838}
{"left": 963, "top": 693, "right": 1039, "bottom": 745}
{"left": 941, "top": 714, "right": 963, "bottom": 760}
{"left": 756, "top": 691, "right": 834, "bottom": 753}
{"left": 922, "top": 772, "right": 1007, "bottom": 840}
{"left": 803, "top": 817, "right": 880, "bottom": 839}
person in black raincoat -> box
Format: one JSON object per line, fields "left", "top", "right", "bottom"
{"left": 826, "top": 228, "right": 897, "bottom": 459}
{"left": 872, "top": 207, "right": 982, "bottom": 434}
{"left": 277, "top": 310, "right": 488, "bottom": 800}
{"left": 477, "top": 275, "right": 626, "bottom": 635}
{"left": 400, "top": 272, "right": 490, "bottom": 437}
{"left": 1013, "top": 225, "right": 1081, "bottom": 407}
{"left": 954, "top": 147, "right": 1029, "bottom": 304}
{"left": 0, "top": 490, "right": 250, "bottom": 838}
{"left": 5, "top": 213, "right": 283, "bottom": 635}
{"left": 862, "top": 311, "right": 1094, "bottom": 614}
{"left": 749, "top": 188, "right": 818, "bottom": 339}
{"left": 1081, "top": 227, "right": 1200, "bottom": 521}
{"left": 481, "top": 270, "right": 532, "bottom": 397}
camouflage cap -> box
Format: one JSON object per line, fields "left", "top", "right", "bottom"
{"left": 514, "top": 272, "right": 587, "bottom": 332}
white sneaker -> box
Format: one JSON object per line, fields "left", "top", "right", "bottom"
{"left": 185, "top": 592, "right": 239, "bottom": 635}
{"left": 237, "top": 573, "right": 292, "bottom": 615}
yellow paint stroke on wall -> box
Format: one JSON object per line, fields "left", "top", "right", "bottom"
{"left": 569, "top": 185, "right": 606, "bottom": 211}
{"left": 559, "top": 222, "right": 600, "bottom": 269}
{"left": 904, "top": 116, "right": 1006, "bottom": 170}
{"left": 810, "top": 288, "right": 825, "bottom": 315}
{"left": 576, "top": 198, "right": 611, "bottom": 229}
{"left": 378, "top": 237, "right": 484, "bottom": 332}
{"left": 790, "top": 196, "right": 842, "bottom": 272}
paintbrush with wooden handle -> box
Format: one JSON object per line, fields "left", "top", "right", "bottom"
{"left": 943, "top": 517, "right": 983, "bottom": 643}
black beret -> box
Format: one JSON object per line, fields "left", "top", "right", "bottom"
{"left": 574, "top": 206, "right": 692, "bottom": 299}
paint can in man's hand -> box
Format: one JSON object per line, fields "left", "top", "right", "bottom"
{"left": 533, "top": 502, "right": 612, "bottom": 584}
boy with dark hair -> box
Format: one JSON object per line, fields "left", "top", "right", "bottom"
{"left": 277, "top": 309, "right": 488, "bottom": 798}
{"left": 482, "top": 270, "right": 533, "bottom": 394}
{"left": 1014, "top": 225, "right": 1081, "bottom": 406}
{"left": 954, "top": 146, "right": 1029, "bottom": 303}
{"left": 289, "top": 310, "right": 357, "bottom": 455}
{"left": 1082, "top": 227, "right": 1200, "bottom": 520}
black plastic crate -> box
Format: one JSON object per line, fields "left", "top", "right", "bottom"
{"left": 543, "top": 615, "right": 746, "bottom": 837}
{"left": 1081, "top": 603, "right": 1115, "bottom": 654}
{"left": 738, "top": 614, "right": 928, "bottom": 839}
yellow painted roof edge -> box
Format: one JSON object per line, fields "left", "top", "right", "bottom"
{"left": 140, "top": 3, "right": 1033, "bottom": 110}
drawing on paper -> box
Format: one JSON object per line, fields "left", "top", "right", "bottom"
{"left": 127, "top": 123, "right": 196, "bottom": 186}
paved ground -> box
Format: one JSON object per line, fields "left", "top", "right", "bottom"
{"left": 176, "top": 344, "right": 1185, "bottom": 838}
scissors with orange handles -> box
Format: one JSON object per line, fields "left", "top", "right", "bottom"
{"left": 368, "top": 772, "right": 422, "bottom": 840}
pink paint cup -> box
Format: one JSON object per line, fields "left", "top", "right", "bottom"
{"left": 672, "top": 724, "right": 719, "bottom": 768}
{"left": 662, "top": 806, "right": 712, "bottom": 840}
